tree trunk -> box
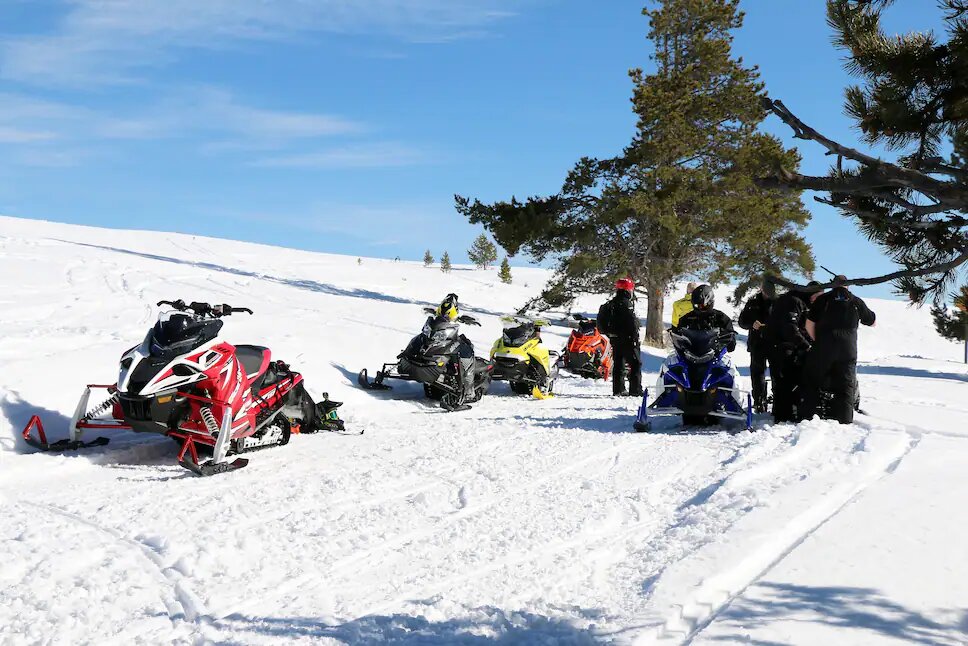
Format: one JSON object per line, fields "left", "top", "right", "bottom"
{"left": 643, "top": 284, "right": 666, "bottom": 346}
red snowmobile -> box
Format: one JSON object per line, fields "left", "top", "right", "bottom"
{"left": 560, "top": 314, "right": 613, "bottom": 380}
{"left": 22, "top": 300, "right": 348, "bottom": 476}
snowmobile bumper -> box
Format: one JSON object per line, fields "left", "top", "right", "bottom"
{"left": 634, "top": 386, "right": 753, "bottom": 431}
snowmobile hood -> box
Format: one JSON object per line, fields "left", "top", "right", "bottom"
{"left": 118, "top": 335, "right": 222, "bottom": 396}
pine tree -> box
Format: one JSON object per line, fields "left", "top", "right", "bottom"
{"left": 357, "top": 257, "right": 362, "bottom": 266}
{"left": 932, "top": 286, "right": 968, "bottom": 341}
{"left": 499, "top": 257, "right": 513, "bottom": 284}
{"left": 761, "top": 1, "right": 968, "bottom": 302}
{"left": 456, "top": 0, "right": 812, "bottom": 342}
{"left": 467, "top": 233, "right": 498, "bottom": 270}
{"left": 423, "top": 249, "right": 435, "bottom": 267}
{"left": 440, "top": 251, "right": 452, "bottom": 273}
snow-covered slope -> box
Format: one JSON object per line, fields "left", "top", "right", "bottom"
{"left": 1, "top": 215, "right": 966, "bottom": 645}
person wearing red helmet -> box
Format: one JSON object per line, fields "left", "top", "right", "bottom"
{"left": 597, "top": 278, "right": 643, "bottom": 396}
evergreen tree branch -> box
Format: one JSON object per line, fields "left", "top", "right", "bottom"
{"left": 766, "top": 245, "right": 968, "bottom": 292}
{"left": 812, "top": 196, "right": 967, "bottom": 229}
{"left": 761, "top": 97, "right": 968, "bottom": 203}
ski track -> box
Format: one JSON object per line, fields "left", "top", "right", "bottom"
{"left": 653, "top": 430, "right": 920, "bottom": 645}
{"left": 17, "top": 500, "right": 210, "bottom": 644}
{"left": 211, "top": 436, "right": 648, "bottom": 621}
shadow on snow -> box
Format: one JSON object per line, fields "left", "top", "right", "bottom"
{"left": 0, "top": 392, "right": 72, "bottom": 454}
{"left": 705, "top": 582, "right": 966, "bottom": 646}
{"left": 214, "top": 607, "right": 602, "bottom": 645}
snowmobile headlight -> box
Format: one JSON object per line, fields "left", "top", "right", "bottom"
{"left": 120, "top": 357, "right": 133, "bottom": 369}
{"left": 684, "top": 349, "right": 714, "bottom": 363}
{"left": 171, "top": 364, "right": 198, "bottom": 377}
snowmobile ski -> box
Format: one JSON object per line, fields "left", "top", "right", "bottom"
{"left": 179, "top": 456, "right": 249, "bottom": 477}
{"left": 531, "top": 385, "right": 554, "bottom": 400}
{"left": 358, "top": 368, "right": 392, "bottom": 391}
{"left": 21, "top": 414, "right": 111, "bottom": 451}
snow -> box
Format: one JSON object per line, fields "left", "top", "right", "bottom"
{"left": 1, "top": 214, "right": 966, "bottom": 645}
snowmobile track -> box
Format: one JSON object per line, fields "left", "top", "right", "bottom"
{"left": 654, "top": 430, "right": 919, "bottom": 645}
{"left": 19, "top": 501, "right": 209, "bottom": 634}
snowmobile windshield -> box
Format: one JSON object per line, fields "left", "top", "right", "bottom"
{"left": 577, "top": 320, "right": 598, "bottom": 336}
{"left": 502, "top": 323, "right": 535, "bottom": 347}
{"left": 671, "top": 329, "right": 722, "bottom": 364}
{"left": 149, "top": 311, "right": 222, "bottom": 357}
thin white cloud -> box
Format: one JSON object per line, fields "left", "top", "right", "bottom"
{"left": 0, "top": 126, "right": 57, "bottom": 143}
{"left": 1, "top": 0, "right": 522, "bottom": 86}
{"left": 0, "top": 87, "right": 363, "bottom": 148}
{"left": 252, "top": 142, "right": 433, "bottom": 169}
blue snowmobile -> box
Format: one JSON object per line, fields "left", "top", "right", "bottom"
{"left": 634, "top": 328, "right": 752, "bottom": 432}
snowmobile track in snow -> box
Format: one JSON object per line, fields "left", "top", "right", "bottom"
{"left": 653, "top": 429, "right": 920, "bottom": 645}
{"left": 19, "top": 500, "right": 210, "bottom": 638}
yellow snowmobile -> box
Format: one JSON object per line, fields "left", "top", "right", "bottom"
{"left": 490, "top": 316, "right": 559, "bottom": 399}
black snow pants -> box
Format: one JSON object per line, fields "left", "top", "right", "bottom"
{"left": 611, "top": 336, "right": 642, "bottom": 396}
{"left": 750, "top": 347, "right": 769, "bottom": 410}
{"left": 769, "top": 349, "right": 803, "bottom": 423}
{"left": 799, "top": 349, "right": 858, "bottom": 424}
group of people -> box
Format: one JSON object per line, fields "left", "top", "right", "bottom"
{"left": 740, "top": 275, "right": 876, "bottom": 424}
{"left": 595, "top": 275, "right": 876, "bottom": 425}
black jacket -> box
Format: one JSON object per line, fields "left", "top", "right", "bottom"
{"left": 738, "top": 292, "right": 773, "bottom": 353}
{"left": 676, "top": 308, "right": 737, "bottom": 352}
{"left": 807, "top": 287, "right": 876, "bottom": 360}
{"left": 598, "top": 291, "right": 640, "bottom": 341}
{"left": 768, "top": 291, "right": 812, "bottom": 356}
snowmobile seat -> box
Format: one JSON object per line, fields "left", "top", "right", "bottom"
{"left": 249, "top": 359, "right": 290, "bottom": 396}
{"left": 235, "top": 345, "right": 270, "bottom": 382}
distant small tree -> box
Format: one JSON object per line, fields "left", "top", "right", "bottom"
{"left": 468, "top": 233, "right": 498, "bottom": 270}
{"left": 499, "top": 257, "right": 513, "bottom": 284}
{"left": 423, "top": 249, "right": 435, "bottom": 267}
{"left": 440, "top": 251, "right": 452, "bottom": 273}
{"left": 357, "top": 257, "right": 362, "bottom": 266}
{"left": 932, "top": 286, "right": 968, "bottom": 341}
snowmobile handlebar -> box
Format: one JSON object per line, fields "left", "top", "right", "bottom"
{"left": 156, "top": 300, "right": 253, "bottom": 317}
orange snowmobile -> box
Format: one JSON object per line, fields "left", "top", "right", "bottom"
{"left": 561, "top": 314, "right": 613, "bottom": 380}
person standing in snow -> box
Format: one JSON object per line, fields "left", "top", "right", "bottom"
{"left": 674, "top": 284, "right": 737, "bottom": 351}
{"left": 799, "top": 276, "right": 876, "bottom": 424}
{"left": 767, "top": 281, "right": 822, "bottom": 423}
{"left": 738, "top": 280, "right": 776, "bottom": 412}
{"left": 598, "top": 278, "right": 643, "bottom": 396}
{"left": 671, "top": 282, "right": 697, "bottom": 327}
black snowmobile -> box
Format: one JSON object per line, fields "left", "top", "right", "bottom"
{"left": 358, "top": 295, "right": 493, "bottom": 411}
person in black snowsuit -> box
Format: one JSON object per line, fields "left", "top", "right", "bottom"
{"left": 738, "top": 281, "right": 775, "bottom": 412}
{"left": 598, "top": 278, "right": 643, "bottom": 396}
{"left": 799, "top": 277, "right": 876, "bottom": 424}
{"left": 767, "top": 282, "right": 822, "bottom": 423}
{"left": 674, "top": 284, "right": 737, "bottom": 351}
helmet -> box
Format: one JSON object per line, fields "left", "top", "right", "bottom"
{"left": 437, "top": 293, "right": 459, "bottom": 320}
{"left": 761, "top": 279, "right": 777, "bottom": 300}
{"left": 615, "top": 278, "right": 635, "bottom": 293}
{"left": 691, "top": 284, "right": 714, "bottom": 310}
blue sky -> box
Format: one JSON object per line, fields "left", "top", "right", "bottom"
{"left": 0, "top": 1, "right": 948, "bottom": 298}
